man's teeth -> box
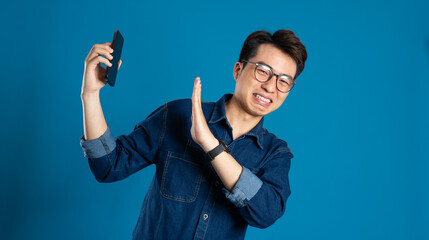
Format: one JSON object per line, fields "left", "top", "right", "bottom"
{"left": 256, "top": 94, "right": 271, "bottom": 103}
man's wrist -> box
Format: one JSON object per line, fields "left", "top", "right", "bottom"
{"left": 206, "top": 139, "right": 231, "bottom": 161}
{"left": 201, "top": 136, "right": 219, "bottom": 153}
{"left": 81, "top": 91, "right": 100, "bottom": 101}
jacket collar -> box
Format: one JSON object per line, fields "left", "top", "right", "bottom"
{"left": 209, "top": 94, "right": 265, "bottom": 149}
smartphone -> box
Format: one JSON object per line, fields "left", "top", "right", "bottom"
{"left": 105, "top": 30, "right": 124, "bottom": 87}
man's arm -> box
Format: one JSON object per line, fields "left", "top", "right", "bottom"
{"left": 80, "top": 42, "right": 161, "bottom": 183}
{"left": 190, "top": 77, "right": 243, "bottom": 191}
{"left": 191, "top": 77, "right": 291, "bottom": 228}
{"left": 81, "top": 92, "right": 108, "bottom": 141}
{"left": 80, "top": 104, "right": 165, "bottom": 183}
{"left": 81, "top": 42, "right": 121, "bottom": 141}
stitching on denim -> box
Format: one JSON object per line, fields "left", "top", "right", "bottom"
{"left": 171, "top": 154, "right": 200, "bottom": 166}
{"left": 160, "top": 151, "right": 202, "bottom": 203}
{"left": 277, "top": 147, "right": 291, "bottom": 152}
{"left": 186, "top": 139, "right": 203, "bottom": 151}
{"left": 237, "top": 187, "right": 247, "bottom": 200}
{"left": 201, "top": 193, "right": 217, "bottom": 240}
{"left": 105, "top": 148, "right": 114, "bottom": 178}
{"left": 185, "top": 142, "right": 206, "bottom": 183}
{"left": 100, "top": 136, "right": 111, "bottom": 155}
{"left": 158, "top": 103, "right": 167, "bottom": 152}
{"left": 260, "top": 129, "right": 266, "bottom": 145}
{"left": 160, "top": 152, "right": 171, "bottom": 198}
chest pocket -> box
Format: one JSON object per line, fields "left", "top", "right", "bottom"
{"left": 160, "top": 151, "right": 203, "bottom": 203}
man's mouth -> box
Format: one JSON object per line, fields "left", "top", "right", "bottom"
{"left": 254, "top": 94, "right": 272, "bottom": 103}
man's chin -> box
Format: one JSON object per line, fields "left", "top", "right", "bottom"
{"left": 249, "top": 107, "right": 272, "bottom": 117}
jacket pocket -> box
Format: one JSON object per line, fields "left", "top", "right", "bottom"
{"left": 160, "top": 151, "right": 202, "bottom": 202}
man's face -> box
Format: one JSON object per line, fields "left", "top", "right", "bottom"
{"left": 232, "top": 44, "right": 297, "bottom": 117}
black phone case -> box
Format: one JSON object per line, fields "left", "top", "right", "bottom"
{"left": 106, "top": 30, "right": 124, "bottom": 87}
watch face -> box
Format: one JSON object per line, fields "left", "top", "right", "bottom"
{"left": 219, "top": 139, "right": 231, "bottom": 153}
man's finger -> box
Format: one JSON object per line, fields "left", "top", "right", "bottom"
{"left": 192, "top": 77, "right": 199, "bottom": 101}
{"left": 86, "top": 44, "right": 113, "bottom": 63}
{"left": 87, "top": 55, "right": 112, "bottom": 69}
{"left": 103, "top": 42, "right": 114, "bottom": 51}
{"left": 194, "top": 77, "right": 202, "bottom": 109}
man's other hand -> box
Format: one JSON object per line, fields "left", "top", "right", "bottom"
{"left": 190, "top": 77, "right": 218, "bottom": 153}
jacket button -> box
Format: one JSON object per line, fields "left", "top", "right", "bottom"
{"left": 203, "top": 214, "right": 209, "bottom": 220}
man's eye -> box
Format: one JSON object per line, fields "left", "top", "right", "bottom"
{"left": 257, "top": 69, "right": 269, "bottom": 75}
{"left": 279, "top": 77, "right": 292, "bottom": 86}
{"left": 279, "top": 79, "right": 290, "bottom": 86}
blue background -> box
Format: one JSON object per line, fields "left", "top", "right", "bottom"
{"left": 1, "top": 0, "right": 428, "bottom": 239}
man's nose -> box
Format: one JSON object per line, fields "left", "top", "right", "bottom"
{"left": 261, "top": 76, "right": 276, "bottom": 93}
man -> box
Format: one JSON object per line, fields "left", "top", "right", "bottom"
{"left": 80, "top": 30, "right": 307, "bottom": 239}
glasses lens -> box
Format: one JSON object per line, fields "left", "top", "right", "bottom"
{"left": 255, "top": 65, "right": 272, "bottom": 82}
{"left": 277, "top": 76, "right": 294, "bottom": 92}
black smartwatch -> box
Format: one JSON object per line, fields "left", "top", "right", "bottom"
{"left": 206, "top": 139, "right": 231, "bottom": 161}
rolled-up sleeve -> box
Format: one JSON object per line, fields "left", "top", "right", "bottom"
{"left": 80, "top": 127, "right": 116, "bottom": 159}
{"left": 223, "top": 147, "right": 293, "bottom": 229}
{"left": 222, "top": 167, "right": 263, "bottom": 207}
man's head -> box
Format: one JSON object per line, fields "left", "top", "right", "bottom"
{"left": 232, "top": 30, "right": 307, "bottom": 117}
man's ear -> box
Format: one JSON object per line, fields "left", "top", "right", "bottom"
{"left": 233, "top": 62, "right": 242, "bottom": 80}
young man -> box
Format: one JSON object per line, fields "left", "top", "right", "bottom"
{"left": 80, "top": 30, "right": 307, "bottom": 239}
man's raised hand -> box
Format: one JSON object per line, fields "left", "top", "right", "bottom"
{"left": 81, "top": 42, "right": 122, "bottom": 96}
{"left": 190, "top": 77, "right": 218, "bottom": 153}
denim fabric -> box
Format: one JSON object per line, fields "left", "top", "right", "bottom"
{"left": 80, "top": 94, "right": 293, "bottom": 239}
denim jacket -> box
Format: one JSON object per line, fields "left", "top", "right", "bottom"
{"left": 80, "top": 94, "right": 293, "bottom": 239}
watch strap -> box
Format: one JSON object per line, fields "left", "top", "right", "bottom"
{"left": 207, "top": 139, "right": 231, "bottom": 161}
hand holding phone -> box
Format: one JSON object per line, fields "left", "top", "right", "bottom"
{"left": 105, "top": 30, "right": 124, "bottom": 87}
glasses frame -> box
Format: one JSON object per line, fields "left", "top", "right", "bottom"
{"left": 242, "top": 60, "right": 296, "bottom": 93}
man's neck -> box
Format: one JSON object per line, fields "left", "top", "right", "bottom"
{"left": 225, "top": 96, "right": 263, "bottom": 140}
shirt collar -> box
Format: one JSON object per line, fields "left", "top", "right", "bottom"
{"left": 209, "top": 94, "right": 265, "bottom": 149}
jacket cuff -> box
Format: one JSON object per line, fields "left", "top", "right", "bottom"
{"left": 222, "top": 167, "right": 263, "bottom": 207}
{"left": 80, "top": 127, "right": 116, "bottom": 158}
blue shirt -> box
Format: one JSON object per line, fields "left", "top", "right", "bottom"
{"left": 80, "top": 94, "right": 293, "bottom": 239}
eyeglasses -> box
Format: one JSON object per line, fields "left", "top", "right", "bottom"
{"left": 242, "top": 60, "right": 296, "bottom": 93}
